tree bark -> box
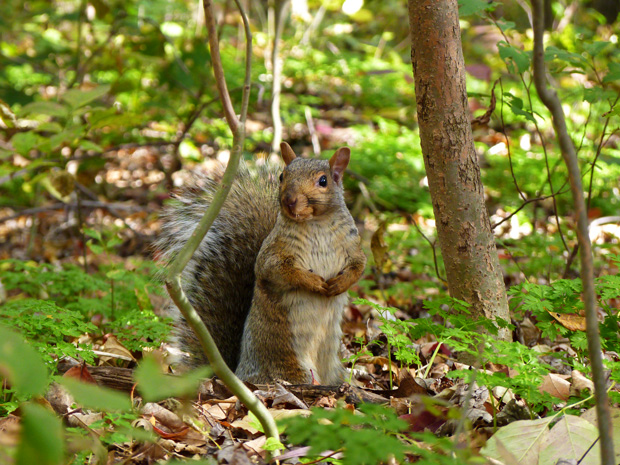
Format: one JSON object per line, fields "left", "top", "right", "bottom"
{"left": 408, "top": 0, "right": 510, "bottom": 339}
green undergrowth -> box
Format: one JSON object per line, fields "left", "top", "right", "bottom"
{"left": 0, "top": 257, "right": 170, "bottom": 375}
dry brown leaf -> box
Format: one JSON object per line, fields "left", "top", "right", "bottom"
{"left": 99, "top": 335, "right": 136, "bottom": 364}
{"left": 471, "top": 80, "right": 497, "bottom": 126}
{"left": 63, "top": 364, "right": 97, "bottom": 384}
{"left": 355, "top": 355, "right": 399, "bottom": 376}
{"left": 204, "top": 402, "right": 233, "bottom": 421}
{"left": 370, "top": 221, "right": 389, "bottom": 272}
{"left": 0, "top": 415, "right": 20, "bottom": 447}
{"left": 492, "top": 386, "right": 515, "bottom": 404}
{"left": 242, "top": 435, "right": 267, "bottom": 457}
{"left": 520, "top": 317, "right": 541, "bottom": 346}
{"left": 429, "top": 362, "right": 450, "bottom": 379}
{"left": 539, "top": 373, "right": 571, "bottom": 400}
{"left": 142, "top": 403, "right": 186, "bottom": 431}
{"left": 570, "top": 370, "right": 594, "bottom": 395}
{"left": 253, "top": 383, "right": 308, "bottom": 409}
{"left": 547, "top": 311, "right": 587, "bottom": 332}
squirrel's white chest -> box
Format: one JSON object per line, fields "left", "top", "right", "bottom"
{"left": 297, "top": 226, "right": 347, "bottom": 280}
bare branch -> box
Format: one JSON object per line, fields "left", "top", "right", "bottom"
{"left": 411, "top": 216, "right": 447, "bottom": 285}
{"left": 531, "top": 2, "right": 614, "bottom": 463}
{"left": 490, "top": 192, "right": 568, "bottom": 230}
{"left": 271, "top": 0, "right": 290, "bottom": 152}
{"left": 203, "top": 0, "right": 239, "bottom": 134}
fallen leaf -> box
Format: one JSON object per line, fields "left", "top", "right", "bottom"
{"left": 242, "top": 435, "right": 267, "bottom": 456}
{"left": 547, "top": 311, "right": 586, "bottom": 332}
{"left": 539, "top": 373, "right": 571, "bottom": 401}
{"left": 400, "top": 402, "right": 450, "bottom": 434}
{"left": 482, "top": 417, "right": 553, "bottom": 464}
{"left": 370, "top": 221, "right": 389, "bottom": 272}
{"left": 539, "top": 415, "right": 599, "bottom": 465}
{"left": 63, "top": 364, "right": 96, "bottom": 384}
{"left": 570, "top": 370, "right": 594, "bottom": 396}
{"left": 99, "top": 335, "right": 136, "bottom": 363}
{"left": 253, "top": 384, "right": 308, "bottom": 409}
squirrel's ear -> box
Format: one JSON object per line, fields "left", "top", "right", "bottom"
{"left": 280, "top": 142, "right": 297, "bottom": 166}
{"left": 329, "top": 147, "right": 350, "bottom": 185}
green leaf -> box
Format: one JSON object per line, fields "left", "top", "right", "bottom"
{"left": 59, "top": 378, "right": 132, "bottom": 412}
{"left": 458, "top": 0, "right": 496, "bottom": 16}
{"left": 584, "top": 41, "right": 610, "bottom": 57}
{"left": 83, "top": 228, "right": 102, "bottom": 241}
{"left": 135, "top": 356, "right": 210, "bottom": 401}
{"left": 603, "top": 63, "right": 620, "bottom": 83}
{"left": 495, "top": 20, "right": 515, "bottom": 32}
{"left": 264, "top": 437, "right": 285, "bottom": 451}
{"left": 0, "top": 325, "right": 49, "bottom": 397}
{"left": 106, "top": 269, "right": 127, "bottom": 280}
{"left": 504, "top": 94, "right": 537, "bottom": 123}
{"left": 17, "top": 403, "right": 64, "bottom": 465}
{"left": 41, "top": 125, "right": 85, "bottom": 152}
{"left": 78, "top": 140, "right": 103, "bottom": 153}
{"left": 282, "top": 405, "right": 408, "bottom": 465}
{"left": 89, "top": 110, "right": 144, "bottom": 130}
{"left": 37, "top": 122, "right": 64, "bottom": 133}
{"left": 498, "top": 42, "right": 530, "bottom": 74}
{"left": 545, "top": 46, "right": 587, "bottom": 69}
{"left": 61, "top": 85, "right": 111, "bottom": 109}
{"left": 19, "top": 101, "right": 68, "bottom": 118}
{"left": 87, "top": 243, "right": 105, "bottom": 254}
{"left": 583, "top": 87, "right": 617, "bottom": 103}
{"left": 10, "top": 132, "right": 42, "bottom": 155}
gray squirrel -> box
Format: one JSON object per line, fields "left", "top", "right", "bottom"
{"left": 156, "top": 142, "right": 366, "bottom": 384}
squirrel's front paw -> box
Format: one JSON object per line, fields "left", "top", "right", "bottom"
{"left": 324, "top": 272, "right": 349, "bottom": 297}
{"left": 305, "top": 272, "right": 329, "bottom": 295}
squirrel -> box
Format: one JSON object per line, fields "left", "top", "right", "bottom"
{"left": 156, "top": 142, "right": 366, "bottom": 385}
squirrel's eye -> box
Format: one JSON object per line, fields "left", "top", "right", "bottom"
{"left": 279, "top": 172, "right": 283, "bottom": 182}
{"left": 318, "top": 175, "right": 328, "bottom": 187}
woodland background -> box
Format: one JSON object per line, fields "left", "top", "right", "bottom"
{"left": 1, "top": 0, "right": 620, "bottom": 464}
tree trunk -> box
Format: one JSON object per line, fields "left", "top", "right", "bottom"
{"left": 408, "top": 0, "right": 510, "bottom": 340}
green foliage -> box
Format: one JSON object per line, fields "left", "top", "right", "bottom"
{"left": 87, "top": 411, "right": 156, "bottom": 447}
{"left": 347, "top": 119, "right": 428, "bottom": 213}
{"left": 510, "top": 265, "right": 620, "bottom": 354}
{"left": 343, "top": 336, "right": 373, "bottom": 383}
{"left": 0, "top": 326, "right": 49, "bottom": 399}
{"left": 17, "top": 403, "right": 64, "bottom": 465}
{"left": 0, "top": 259, "right": 170, "bottom": 364}
{"left": 59, "top": 378, "right": 132, "bottom": 412}
{"left": 135, "top": 356, "right": 210, "bottom": 402}
{"left": 407, "top": 431, "right": 483, "bottom": 465}
{"left": 282, "top": 403, "right": 409, "bottom": 465}
{"left": 357, "top": 299, "right": 422, "bottom": 367}
{"left": 1, "top": 299, "right": 98, "bottom": 364}
{"left": 356, "top": 294, "right": 590, "bottom": 413}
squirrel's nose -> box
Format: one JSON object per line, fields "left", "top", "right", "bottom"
{"left": 286, "top": 196, "right": 297, "bottom": 211}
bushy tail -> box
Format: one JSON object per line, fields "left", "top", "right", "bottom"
{"left": 155, "top": 163, "right": 279, "bottom": 370}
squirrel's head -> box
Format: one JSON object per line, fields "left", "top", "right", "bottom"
{"left": 278, "top": 142, "right": 350, "bottom": 222}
